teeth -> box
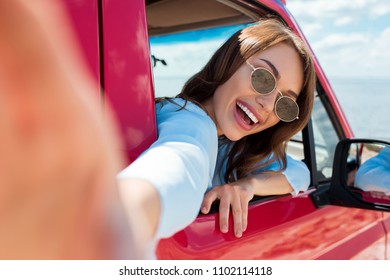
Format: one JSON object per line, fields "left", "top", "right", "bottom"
{"left": 237, "top": 102, "right": 259, "bottom": 124}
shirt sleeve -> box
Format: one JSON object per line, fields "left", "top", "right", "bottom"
{"left": 252, "top": 154, "right": 310, "bottom": 196}
{"left": 117, "top": 103, "right": 217, "bottom": 239}
{"left": 355, "top": 147, "right": 390, "bottom": 195}
{"left": 282, "top": 155, "right": 311, "bottom": 196}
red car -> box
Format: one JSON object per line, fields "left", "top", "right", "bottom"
{"left": 63, "top": 0, "right": 390, "bottom": 259}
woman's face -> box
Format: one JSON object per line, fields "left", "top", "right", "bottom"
{"left": 204, "top": 42, "right": 304, "bottom": 141}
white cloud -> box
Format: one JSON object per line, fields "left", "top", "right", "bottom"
{"left": 334, "top": 17, "right": 353, "bottom": 27}
{"left": 312, "top": 33, "right": 367, "bottom": 50}
{"left": 288, "top": 0, "right": 390, "bottom": 78}
{"left": 369, "top": 3, "right": 390, "bottom": 16}
{"left": 312, "top": 28, "right": 390, "bottom": 78}
{"left": 297, "top": 23, "right": 322, "bottom": 38}
{"left": 365, "top": 27, "right": 390, "bottom": 71}
{"left": 287, "top": 1, "right": 352, "bottom": 20}
{"left": 288, "top": 0, "right": 390, "bottom": 23}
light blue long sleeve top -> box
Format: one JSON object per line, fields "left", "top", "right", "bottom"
{"left": 118, "top": 99, "right": 310, "bottom": 239}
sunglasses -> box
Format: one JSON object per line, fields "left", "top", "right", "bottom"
{"left": 247, "top": 61, "right": 299, "bottom": 122}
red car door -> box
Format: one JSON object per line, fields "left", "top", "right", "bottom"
{"left": 100, "top": 0, "right": 157, "bottom": 163}
{"left": 62, "top": 0, "right": 100, "bottom": 96}
{"left": 63, "top": 0, "right": 157, "bottom": 162}
{"left": 384, "top": 212, "right": 390, "bottom": 259}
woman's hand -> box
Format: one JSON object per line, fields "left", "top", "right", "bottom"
{"left": 201, "top": 173, "right": 294, "bottom": 238}
{"left": 0, "top": 0, "right": 141, "bottom": 259}
{"left": 201, "top": 177, "right": 255, "bottom": 238}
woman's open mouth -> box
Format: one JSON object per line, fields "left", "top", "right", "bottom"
{"left": 236, "top": 101, "right": 259, "bottom": 126}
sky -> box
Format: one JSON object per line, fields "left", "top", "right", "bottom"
{"left": 151, "top": 0, "right": 390, "bottom": 80}
{"left": 286, "top": 0, "right": 390, "bottom": 79}
{"left": 286, "top": 0, "right": 390, "bottom": 139}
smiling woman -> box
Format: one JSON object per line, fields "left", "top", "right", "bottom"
{"left": 118, "top": 18, "right": 316, "bottom": 257}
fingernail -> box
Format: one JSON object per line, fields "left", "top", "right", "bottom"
{"left": 201, "top": 207, "right": 207, "bottom": 213}
{"left": 221, "top": 225, "right": 228, "bottom": 233}
{"left": 235, "top": 230, "right": 242, "bottom": 238}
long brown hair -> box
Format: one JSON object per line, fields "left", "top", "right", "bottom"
{"left": 176, "top": 18, "right": 316, "bottom": 182}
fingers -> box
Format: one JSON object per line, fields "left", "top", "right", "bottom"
{"left": 241, "top": 199, "right": 249, "bottom": 232}
{"left": 230, "top": 190, "right": 250, "bottom": 237}
{"left": 230, "top": 193, "right": 243, "bottom": 237}
{"left": 202, "top": 184, "right": 250, "bottom": 238}
{"left": 201, "top": 188, "right": 218, "bottom": 214}
{"left": 218, "top": 195, "right": 230, "bottom": 233}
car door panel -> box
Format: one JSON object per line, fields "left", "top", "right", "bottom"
{"left": 101, "top": 0, "right": 157, "bottom": 162}
{"left": 63, "top": 0, "right": 100, "bottom": 97}
{"left": 156, "top": 192, "right": 385, "bottom": 259}
{"left": 383, "top": 212, "right": 390, "bottom": 259}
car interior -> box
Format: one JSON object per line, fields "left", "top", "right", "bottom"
{"left": 146, "top": 0, "right": 269, "bottom": 36}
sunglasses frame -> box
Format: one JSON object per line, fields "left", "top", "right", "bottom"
{"left": 246, "top": 61, "right": 299, "bottom": 122}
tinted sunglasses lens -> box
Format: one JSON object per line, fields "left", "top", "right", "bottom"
{"left": 251, "top": 68, "right": 275, "bottom": 94}
{"left": 275, "top": 96, "right": 299, "bottom": 122}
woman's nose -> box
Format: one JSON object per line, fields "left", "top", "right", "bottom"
{"left": 255, "top": 91, "right": 278, "bottom": 113}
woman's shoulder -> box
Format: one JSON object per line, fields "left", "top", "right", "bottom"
{"left": 156, "top": 98, "right": 208, "bottom": 117}
{"left": 156, "top": 98, "right": 214, "bottom": 127}
{"left": 155, "top": 98, "right": 217, "bottom": 145}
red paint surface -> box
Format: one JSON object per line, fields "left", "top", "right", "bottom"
{"left": 101, "top": 0, "right": 157, "bottom": 163}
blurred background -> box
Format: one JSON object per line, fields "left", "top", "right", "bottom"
{"left": 288, "top": 0, "right": 390, "bottom": 139}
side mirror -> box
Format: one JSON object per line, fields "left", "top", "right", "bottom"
{"left": 311, "top": 138, "right": 390, "bottom": 211}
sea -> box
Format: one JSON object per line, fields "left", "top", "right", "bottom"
{"left": 329, "top": 77, "right": 390, "bottom": 140}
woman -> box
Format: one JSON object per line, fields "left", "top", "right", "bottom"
{"left": 118, "top": 18, "right": 316, "bottom": 255}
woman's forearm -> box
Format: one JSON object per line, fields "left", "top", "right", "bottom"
{"left": 118, "top": 178, "right": 161, "bottom": 248}
{"left": 248, "top": 172, "right": 294, "bottom": 196}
